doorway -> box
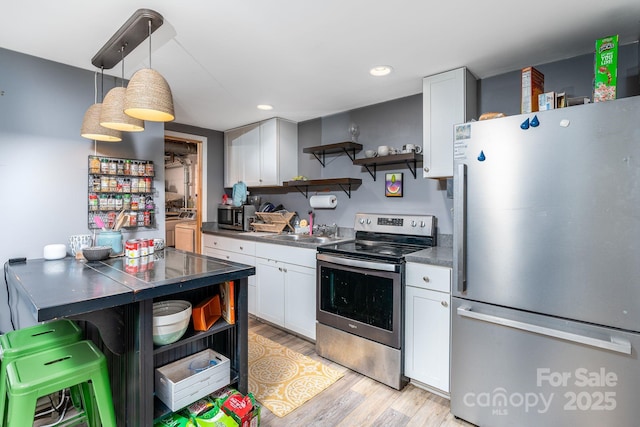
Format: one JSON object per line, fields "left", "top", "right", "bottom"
{"left": 164, "top": 131, "right": 207, "bottom": 253}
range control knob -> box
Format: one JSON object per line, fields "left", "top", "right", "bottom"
{"left": 359, "top": 218, "right": 366, "bottom": 224}
{"left": 411, "top": 220, "right": 417, "bottom": 227}
{"left": 420, "top": 221, "right": 426, "bottom": 227}
{"left": 366, "top": 218, "right": 371, "bottom": 224}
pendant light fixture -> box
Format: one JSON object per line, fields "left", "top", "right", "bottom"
{"left": 100, "top": 46, "right": 145, "bottom": 132}
{"left": 124, "top": 18, "right": 175, "bottom": 122}
{"left": 81, "top": 70, "right": 122, "bottom": 142}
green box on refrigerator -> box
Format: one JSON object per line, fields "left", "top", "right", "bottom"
{"left": 594, "top": 35, "right": 618, "bottom": 102}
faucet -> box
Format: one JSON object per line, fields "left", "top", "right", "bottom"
{"left": 315, "top": 223, "right": 338, "bottom": 237}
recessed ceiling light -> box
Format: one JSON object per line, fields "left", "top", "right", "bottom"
{"left": 369, "top": 65, "right": 393, "bottom": 77}
{"left": 257, "top": 104, "right": 273, "bottom": 111}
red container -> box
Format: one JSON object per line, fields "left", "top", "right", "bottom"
{"left": 125, "top": 239, "right": 140, "bottom": 258}
{"left": 140, "top": 239, "right": 149, "bottom": 256}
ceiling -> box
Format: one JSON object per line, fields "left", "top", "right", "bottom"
{"left": 2, "top": 1, "right": 639, "bottom": 131}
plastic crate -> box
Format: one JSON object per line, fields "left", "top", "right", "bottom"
{"left": 155, "top": 349, "right": 230, "bottom": 411}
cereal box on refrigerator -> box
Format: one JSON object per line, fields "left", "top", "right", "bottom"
{"left": 594, "top": 35, "right": 618, "bottom": 102}
{"left": 521, "top": 66, "right": 545, "bottom": 113}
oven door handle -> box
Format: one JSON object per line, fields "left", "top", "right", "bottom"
{"left": 317, "top": 253, "right": 399, "bottom": 272}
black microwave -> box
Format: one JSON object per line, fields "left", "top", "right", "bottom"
{"left": 218, "top": 204, "right": 256, "bottom": 231}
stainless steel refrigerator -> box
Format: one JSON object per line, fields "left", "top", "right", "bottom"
{"left": 451, "top": 95, "right": 640, "bottom": 427}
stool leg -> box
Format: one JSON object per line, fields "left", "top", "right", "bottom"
{"left": 6, "top": 388, "right": 38, "bottom": 427}
{"left": 0, "top": 357, "right": 7, "bottom": 423}
{"left": 89, "top": 369, "right": 117, "bottom": 427}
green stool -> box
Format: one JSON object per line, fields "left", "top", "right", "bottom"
{"left": 0, "top": 319, "right": 83, "bottom": 420}
{"left": 5, "top": 340, "right": 116, "bottom": 427}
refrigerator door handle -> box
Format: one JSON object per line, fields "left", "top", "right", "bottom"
{"left": 454, "top": 163, "right": 466, "bottom": 293}
{"left": 457, "top": 306, "right": 632, "bottom": 355}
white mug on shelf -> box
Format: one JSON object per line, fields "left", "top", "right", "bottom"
{"left": 377, "top": 145, "right": 390, "bottom": 156}
{"left": 364, "top": 149, "right": 378, "bottom": 158}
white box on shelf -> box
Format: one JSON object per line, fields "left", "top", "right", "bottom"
{"left": 155, "top": 349, "right": 230, "bottom": 411}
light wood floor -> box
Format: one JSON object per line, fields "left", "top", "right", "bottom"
{"left": 249, "top": 318, "right": 474, "bottom": 427}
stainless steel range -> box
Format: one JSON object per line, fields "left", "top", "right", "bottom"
{"left": 315, "top": 213, "right": 436, "bottom": 389}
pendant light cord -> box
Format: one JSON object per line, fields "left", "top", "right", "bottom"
{"left": 93, "top": 71, "right": 98, "bottom": 103}
{"left": 100, "top": 66, "right": 104, "bottom": 102}
{"left": 148, "top": 19, "right": 152, "bottom": 69}
{"left": 120, "top": 46, "right": 125, "bottom": 87}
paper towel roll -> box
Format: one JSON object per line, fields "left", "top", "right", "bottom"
{"left": 309, "top": 194, "right": 337, "bottom": 209}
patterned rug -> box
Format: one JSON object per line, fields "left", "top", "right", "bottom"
{"left": 248, "top": 331, "right": 344, "bottom": 417}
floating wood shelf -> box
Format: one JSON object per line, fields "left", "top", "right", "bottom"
{"left": 353, "top": 153, "right": 423, "bottom": 180}
{"left": 283, "top": 178, "right": 362, "bottom": 198}
{"left": 303, "top": 142, "right": 363, "bottom": 166}
{"left": 239, "top": 178, "right": 362, "bottom": 198}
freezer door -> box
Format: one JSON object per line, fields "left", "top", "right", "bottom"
{"left": 453, "top": 96, "right": 640, "bottom": 331}
{"left": 451, "top": 297, "right": 640, "bottom": 427}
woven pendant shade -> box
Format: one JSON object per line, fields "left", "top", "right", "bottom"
{"left": 124, "top": 68, "right": 175, "bottom": 122}
{"left": 100, "top": 87, "right": 145, "bottom": 131}
{"left": 81, "top": 103, "right": 122, "bottom": 142}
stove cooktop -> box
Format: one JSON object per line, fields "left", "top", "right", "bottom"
{"left": 318, "top": 213, "right": 437, "bottom": 262}
{"left": 318, "top": 241, "right": 427, "bottom": 262}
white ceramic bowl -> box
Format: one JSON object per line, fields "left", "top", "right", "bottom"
{"left": 152, "top": 300, "right": 192, "bottom": 345}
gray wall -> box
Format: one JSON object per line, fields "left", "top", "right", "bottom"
{"left": 264, "top": 95, "right": 454, "bottom": 236}
{"left": 479, "top": 42, "right": 639, "bottom": 116}
{"left": 260, "top": 42, "right": 639, "bottom": 237}
{"left": 0, "top": 48, "right": 165, "bottom": 332}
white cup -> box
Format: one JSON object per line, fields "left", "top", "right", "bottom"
{"left": 402, "top": 144, "right": 422, "bottom": 154}
{"left": 377, "top": 145, "right": 390, "bottom": 156}
{"left": 364, "top": 149, "right": 378, "bottom": 158}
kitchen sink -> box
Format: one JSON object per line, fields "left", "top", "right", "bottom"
{"left": 269, "top": 234, "right": 336, "bottom": 244}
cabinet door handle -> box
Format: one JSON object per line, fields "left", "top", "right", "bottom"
{"left": 423, "top": 167, "right": 429, "bottom": 173}
{"left": 441, "top": 300, "right": 448, "bottom": 307}
{"left": 283, "top": 268, "right": 287, "bottom": 273}
{"left": 239, "top": 246, "right": 243, "bottom": 250}
{"left": 214, "top": 241, "right": 218, "bottom": 245}
{"left": 422, "top": 276, "right": 430, "bottom": 283}
{"left": 278, "top": 267, "right": 282, "bottom": 272}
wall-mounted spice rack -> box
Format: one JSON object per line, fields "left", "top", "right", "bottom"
{"left": 88, "top": 155, "right": 157, "bottom": 230}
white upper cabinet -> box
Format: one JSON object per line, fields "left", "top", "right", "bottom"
{"left": 422, "top": 67, "right": 477, "bottom": 178}
{"left": 224, "top": 118, "right": 298, "bottom": 187}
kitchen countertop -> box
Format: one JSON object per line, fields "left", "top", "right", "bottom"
{"left": 7, "top": 248, "right": 254, "bottom": 321}
{"left": 404, "top": 246, "right": 453, "bottom": 268}
{"left": 202, "top": 222, "right": 355, "bottom": 249}
{"left": 202, "top": 222, "right": 453, "bottom": 267}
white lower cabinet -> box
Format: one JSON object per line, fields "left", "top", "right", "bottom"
{"left": 255, "top": 243, "right": 316, "bottom": 340}
{"left": 404, "top": 263, "right": 451, "bottom": 393}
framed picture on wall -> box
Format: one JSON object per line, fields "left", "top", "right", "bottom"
{"left": 385, "top": 173, "right": 403, "bottom": 197}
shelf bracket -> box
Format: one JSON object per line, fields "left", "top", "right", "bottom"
{"left": 337, "top": 183, "right": 353, "bottom": 198}
{"left": 341, "top": 147, "right": 357, "bottom": 162}
{"left": 363, "top": 164, "right": 377, "bottom": 181}
{"left": 292, "top": 185, "right": 309, "bottom": 198}
{"left": 311, "top": 152, "right": 326, "bottom": 167}
{"left": 406, "top": 159, "right": 417, "bottom": 178}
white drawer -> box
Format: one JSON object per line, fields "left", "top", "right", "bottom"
{"left": 202, "top": 234, "right": 255, "bottom": 256}
{"left": 405, "top": 263, "right": 451, "bottom": 293}
{"left": 255, "top": 242, "right": 316, "bottom": 269}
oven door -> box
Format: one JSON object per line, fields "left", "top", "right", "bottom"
{"left": 316, "top": 253, "right": 403, "bottom": 348}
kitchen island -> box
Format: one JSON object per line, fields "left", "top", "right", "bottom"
{"left": 5, "top": 248, "right": 255, "bottom": 425}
